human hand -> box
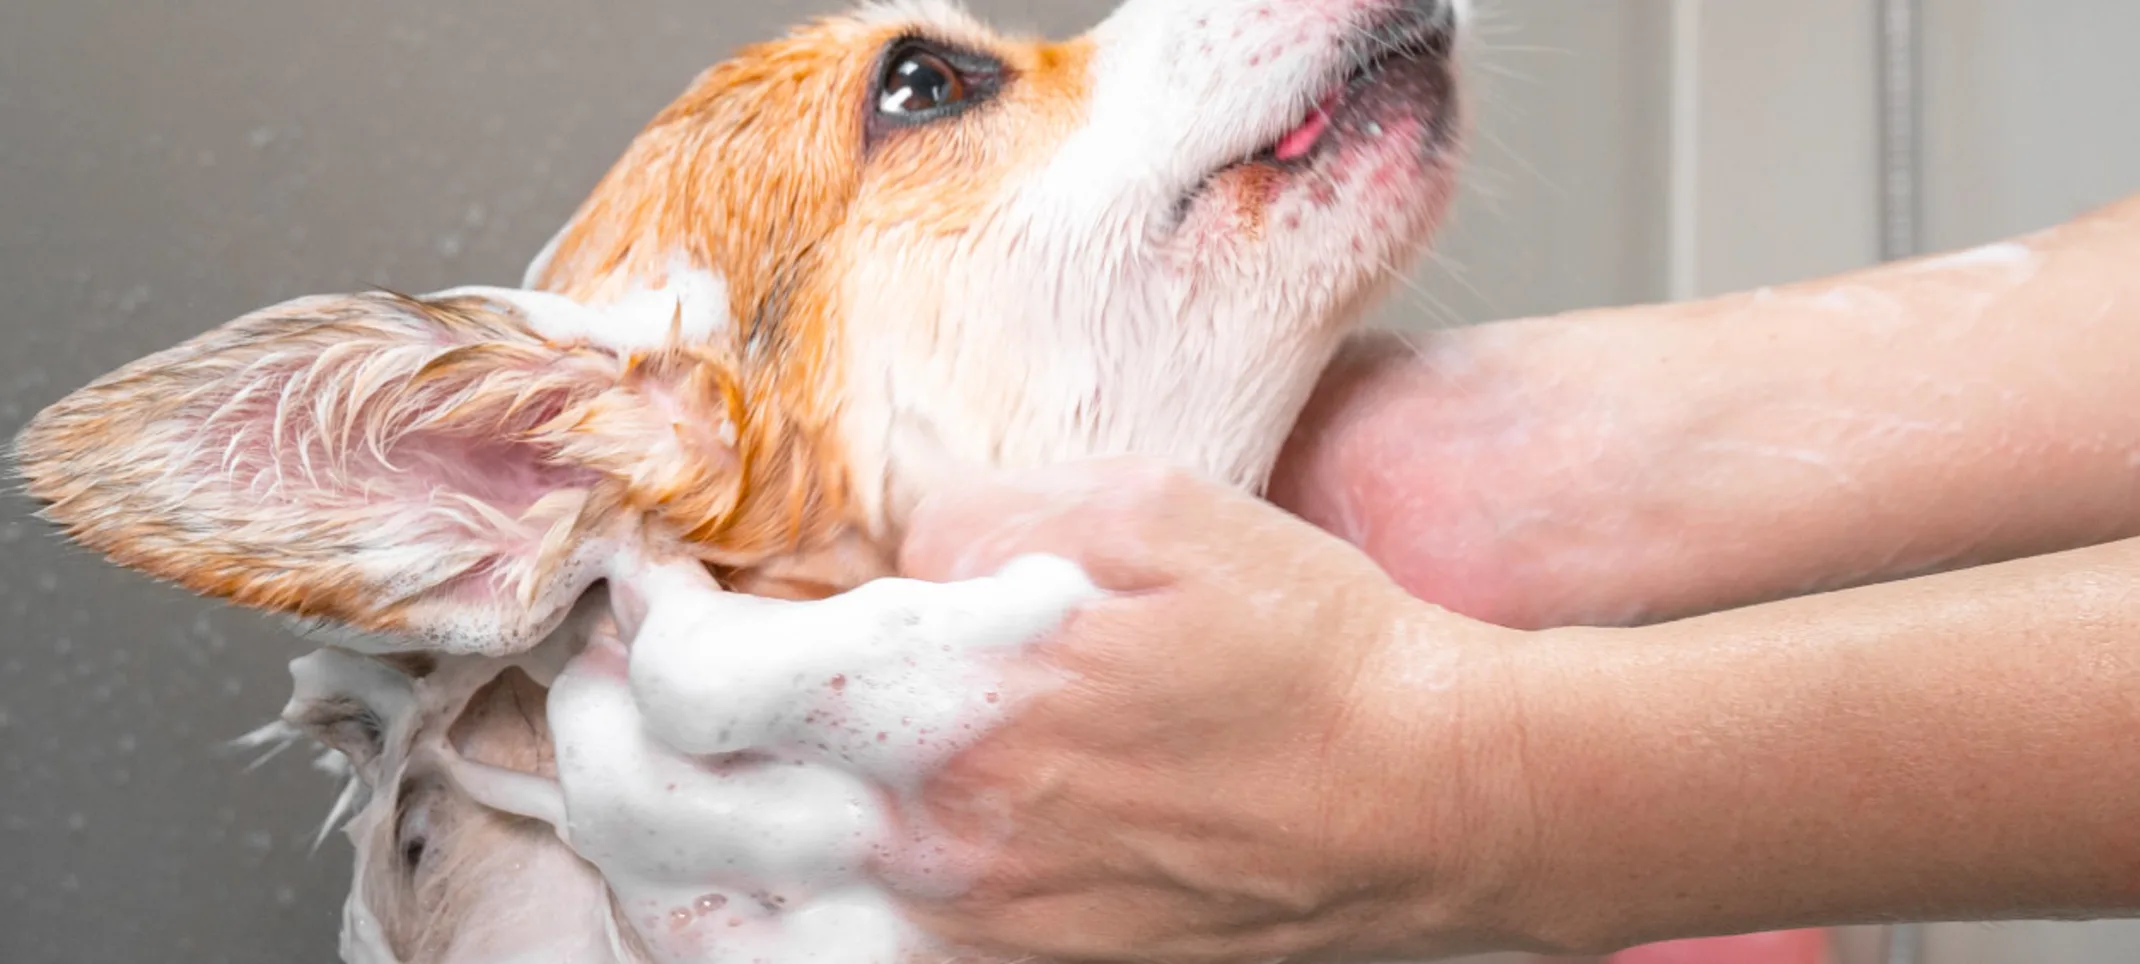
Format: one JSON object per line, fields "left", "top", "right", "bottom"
{"left": 880, "top": 458, "right": 1536, "bottom": 964}
{"left": 1266, "top": 321, "right": 1886, "bottom": 630}
{"left": 1275, "top": 192, "right": 2140, "bottom": 630}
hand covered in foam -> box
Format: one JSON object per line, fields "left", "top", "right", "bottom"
{"left": 881, "top": 459, "right": 1532, "bottom": 964}
{"left": 451, "top": 551, "right": 1100, "bottom": 964}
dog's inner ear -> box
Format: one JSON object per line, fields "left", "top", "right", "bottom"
{"left": 16, "top": 288, "right": 744, "bottom": 654}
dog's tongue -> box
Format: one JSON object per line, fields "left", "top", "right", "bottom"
{"left": 1274, "top": 90, "right": 1342, "bottom": 161}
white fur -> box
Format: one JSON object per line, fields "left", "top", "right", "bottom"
{"left": 835, "top": 0, "right": 1463, "bottom": 531}
{"left": 438, "top": 265, "right": 733, "bottom": 352}
{"left": 594, "top": 261, "right": 734, "bottom": 349}
{"left": 295, "top": 634, "right": 620, "bottom": 964}
{"left": 520, "top": 222, "right": 572, "bottom": 291}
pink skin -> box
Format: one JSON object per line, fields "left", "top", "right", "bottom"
{"left": 1265, "top": 342, "right": 1837, "bottom": 964}
{"left": 1609, "top": 932, "right": 1833, "bottom": 964}
{"left": 1266, "top": 195, "right": 2140, "bottom": 962}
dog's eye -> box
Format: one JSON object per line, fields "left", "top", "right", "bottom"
{"left": 878, "top": 48, "right": 967, "bottom": 116}
{"left": 395, "top": 781, "right": 440, "bottom": 877}
{"left": 399, "top": 826, "right": 428, "bottom": 873}
{"left": 864, "top": 39, "right": 1002, "bottom": 146}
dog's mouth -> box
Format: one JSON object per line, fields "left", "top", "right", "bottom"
{"left": 1179, "top": 8, "right": 1457, "bottom": 218}
{"left": 1257, "top": 19, "right": 1455, "bottom": 167}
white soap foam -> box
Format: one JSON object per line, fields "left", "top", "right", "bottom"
{"left": 437, "top": 257, "right": 732, "bottom": 355}
{"left": 1904, "top": 240, "right": 2037, "bottom": 276}
{"left": 527, "top": 552, "right": 1101, "bottom": 963}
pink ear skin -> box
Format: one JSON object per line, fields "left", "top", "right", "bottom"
{"left": 12, "top": 287, "right": 743, "bottom": 656}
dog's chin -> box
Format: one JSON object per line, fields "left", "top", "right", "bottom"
{"left": 1172, "top": 68, "right": 1460, "bottom": 302}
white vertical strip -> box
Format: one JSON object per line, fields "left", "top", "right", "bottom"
{"left": 1878, "top": 0, "right": 1922, "bottom": 262}
{"left": 1666, "top": 0, "right": 1702, "bottom": 301}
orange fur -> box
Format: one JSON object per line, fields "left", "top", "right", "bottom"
{"left": 528, "top": 18, "right": 1095, "bottom": 598}
{"left": 14, "top": 8, "right": 1105, "bottom": 633}
{"left": 529, "top": 18, "right": 901, "bottom": 587}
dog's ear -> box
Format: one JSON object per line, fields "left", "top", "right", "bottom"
{"left": 14, "top": 288, "right": 744, "bottom": 654}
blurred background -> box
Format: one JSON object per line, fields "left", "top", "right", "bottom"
{"left": 2, "top": 1, "right": 2136, "bottom": 962}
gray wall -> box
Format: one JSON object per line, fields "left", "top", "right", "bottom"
{"left": 2, "top": 2, "right": 2135, "bottom": 963}
{"left": 1921, "top": 1, "right": 2140, "bottom": 249}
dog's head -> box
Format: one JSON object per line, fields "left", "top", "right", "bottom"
{"left": 18, "top": 0, "right": 1465, "bottom": 656}
{"left": 528, "top": 0, "right": 1470, "bottom": 528}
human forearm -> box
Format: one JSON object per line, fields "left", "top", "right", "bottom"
{"left": 889, "top": 459, "right": 2140, "bottom": 962}
{"left": 1463, "top": 535, "right": 2140, "bottom": 953}
{"left": 1275, "top": 194, "right": 2140, "bottom": 628}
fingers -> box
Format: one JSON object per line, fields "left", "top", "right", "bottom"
{"left": 900, "top": 456, "right": 1245, "bottom": 590}
{"left": 899, "top": 457, "right": 1162, "bottom": 586}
